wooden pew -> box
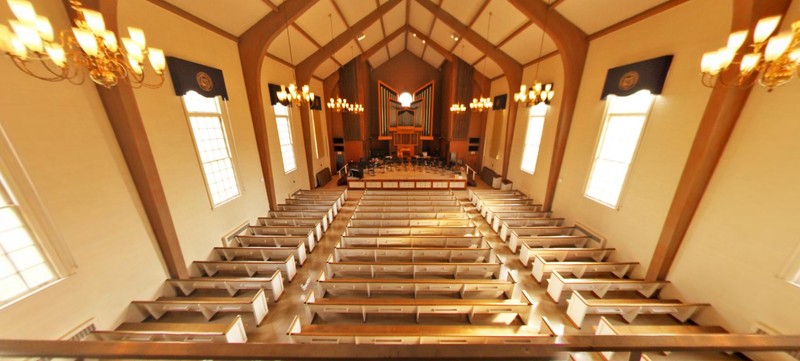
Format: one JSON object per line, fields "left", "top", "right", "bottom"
{"left": 348, "top": 218, "right": 474, "bottom": 228}
{"left": 361, "top": 195, "right": 456, "bottom": 201}
{"left": 520, "top": 247, "right": 614, "bottom": 266}
{"left": 291, "top": 194, "right": 343, "bottom": 210}
{"left": 287, "top": 315, "right": 556, "bottom": 344}
{"left": 545, "top": 271, "right": 669, "bottom": 302}
{"left": 275, "top": 204, "right": 334, "bottom": 223}
{"left": 284, "top": 199, "right": 338, "bottom": 216}
{"left": 339, "top": 236, "right": 486, "bottom": 249}
{"left": 316, "top": 271, "right": 520, "bottom": 299}
{"left": 132, "top": 289, "right": 269, "bottom": 326}
{"left": 247, "top": 225, "right": 316, "bottom": 250}
{"left": 293, "top": 189, "right": 347, "bottom": 206}
{"left": 468, "top": 189, "right": 527, "bottom": 204}
{"left": 499, "top": 218, "right": 565, "bottom": 241}
{"left": 592, "top": 316, "right": 727, "bottom": 361}
{"left": 304, "top": 289, "right": 537, "bottom": 324}
{"left": 366, "top": 190, "right": 453, "bottom": 196}
{"left": 531, "top": 255, "right": 637, "bottom": 283}
{"left": 262, "top": 211, "right": 329, "bottom": 232}
{"left": 491, "top": 211, "right": 554, "bottom": 232}
{"left": 212, "top": 245, "right": 307, "bottom": 265}
{"left": 325, "top": 255, "right": 508, "bottom": 280}
{"left": 333, "top": 245, "right": 495, "bottom": 263}
{"left": 516, "top": 235, "right": 603, "bottom": 250}
{"left": 474, "top": 196, "right": 530, "bottom": 212}
{"left": 358, "top": 199, "right": 461, "bottom": 206}
{"left": 482, "top": 205, "right": 544, "bottom": 224}
{"left": 344, "top": 226, "right": 478, "bottom": 237}
{"left": 356, "top": 205, "right": 463, "bottom": 213}
{"left": 508, "top": 226, "right": 590, "bottom": 253}
{"left": 565, "top": 291, "right": 709, "bottom": 328}
{"left": 231, "top": 235, "right": 309, "bottom": 251}
{"left": 194, "top": 255, "right": 297, "bottom": 281}
{"left": 352, "top": 211, "right": 469, "bottom": 220}
{"left": 93, "top": 315, "right": 247, "bottom": 343}
{"left": 169, "top": 271, "right": 285, "bottom": 300}
{"left": 257, "top": 218, "right": 322, "bottom": 241}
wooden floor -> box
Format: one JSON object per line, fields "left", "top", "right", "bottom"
{"left": 148, "top": 177, "right": 742, "bottom": 360}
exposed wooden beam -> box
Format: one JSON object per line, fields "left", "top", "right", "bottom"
{"left": 143, "top": 0, "right": 238, "bottom": 41}
{"left": 331, "top": 0, "right": 365, "bottom": 53}
{"left": 588, "top": 0, "right": 691, "bottom": 41}
{"left": 407, "top": 24, "right": 454, "bottom": 62}
{"left": 405, "top": 0, "right": 411, "bottom": 48}
{"left": 75, "top": 0, "right": 188, "bottom": 279}
{"left": 508, "top": 0, "right": 587, "bottom": 211}
{"left": 292, "top": 23, "right": 322, "bottom": 47}
{"left": 521, "top": 49, "right": 559, "bottom": 68}
{"left": 471, "top": 55, "right": 485, "bottom": 66}
{"left": 261, "top": 0, "right": 279, "bottom": 11}
{"left": 297, "top": 0, "right": 402, "bottom": 83}
{"left": 449, "top": 0, "right": 489, "bottom": 52}
{"left": 646, "top": 0, "right": 792, "bottom": 281}
{"left": 549, "top": 0, "right": 566, "bottom": 9}
{"left": 239, "top": 0, "right": 319, "bottom": 207}
{"left": 360, "top": 25, "right": 409, "bottom": 60}
{"left": 498, "top": 21, "right": 532, "bottom": 48}
{"left": 377, "top": 0, "right": 391, "bottom": 60}
{"left": 312, "top": 75, "right": 324, "bottom": 82}
{"left": 266, "top": 52, "right": 294, "bottom": 68}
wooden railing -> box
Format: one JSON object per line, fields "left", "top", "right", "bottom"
{"left": 1, "top": 335, "right": 798, "bottom": 360}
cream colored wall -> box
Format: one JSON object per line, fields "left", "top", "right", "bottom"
{"left": 260, "top": 58, "right": 312, "bottom": 200}
{"left": 550, "top": 0, "right": 730, "bottom": 278}
{"left": 506, "top": 56, "right": 564, "bottom": 202}
{"left": 0, "top": 0, "right": 166, "bottom": 338}
{"left": 119, "top": 0, "right": 270, "bottom": 267}
{"left": 481, "top": 78, "right": 509, "bottom": 172}
{"left": 666, "top": 1, "right": 800, "bottom": 336}
{"left": 309, "top": 78, "right": 332, "bottom": 181}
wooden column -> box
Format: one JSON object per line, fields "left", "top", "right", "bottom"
{"left": 508, "top": 0, "right": 588, "bottom": 211}
{"left": 238, "top": 0, "right": 318, "bottom": 208}
{"left": 646, "top": 0, "right": 792, "bottom": 281}
{"left": 70, "top": 0, "right": 188, "bottom": 279}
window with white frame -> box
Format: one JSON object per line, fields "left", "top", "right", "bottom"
{"left": 274, "top": 104, "right": 297, "bottom": 173}
{"left": 0, "top": 174, "right": 57, "bottom": 305}
{"left": 520, "top": 104, "right": 548, "bottom": 174}
{"left": 585, "top": 90, "right": 655, "bottom": 208}
{"left": 182, "top": 91, "right": 240, "bottom": 207}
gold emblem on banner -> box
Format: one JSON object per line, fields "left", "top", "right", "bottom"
{"left": 619, "top": 70, "right": 640, "bottom": 91}
{"left": 196, "top": 72, "right": 213, "bottom": 91}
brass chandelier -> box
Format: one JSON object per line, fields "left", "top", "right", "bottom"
{"left": 701, "top": 15, "right": 800, "bottom": 91}
{"left": 0, "top": 0, "right": 165, "bottom": 88}
{"left": 276, "top": 10, "right": 312, "bottom": 107}
{"left": 327, "top": 96, "right": 363, "bottom": 114}
{"left": 515, "top": 7, "right": 555, "bottom": 107}
{"left": 450, "top": 103, "right": 466, "bottom": 113}
{"left": 471, "top": 12, "right": 493, "bottom": 113}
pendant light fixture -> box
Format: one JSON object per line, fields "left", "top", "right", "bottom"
{"left": 450, "top": 44, "right": 466, "bottom": 114}
{"left": 470, "top": 12, "right": 493, "bottom": 113}
{"left": 276, "top": 10, "right": 313, "bottom": 107}
{"left": 515, "top": 9, "right": 555, "bottom": 107}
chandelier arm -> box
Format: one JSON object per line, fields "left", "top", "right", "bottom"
{"left": 10, "top": 57, "right": 68, "bottom": 82}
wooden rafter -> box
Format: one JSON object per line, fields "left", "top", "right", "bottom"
{"left": 588, "top": 0, "right": 691, "bottom": 41}
{"left": 239, "top": 0, "right": 319, "bottom": 206}
{"left": 331, "top": 0, "right": 365, "bottom": 53}
{"left": 361, "top": 25, "right": 409, "bottom": 61}
{"left": 404, "top": 0, "right": 411, "bottom": 48}
{"left": 143, "top": 0, "right": 238, "bottom": 41}
{"left": 549, "top": 0, "right": 566, "bottom": 9}
{"left": 450, "top": 0, "right": 489, "bottom": 52}
{"left": 407, "top": 24, "right": 454, "bottom": 62}
{"left": 508, "top": 0, "right": 588, "bottom": 209}
{"left": 261, "top": 0, "right": 279, "bottom": 11}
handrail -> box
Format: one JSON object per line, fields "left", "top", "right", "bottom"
{"left": 1, "top": 335, "right": 798, "bottom": 359}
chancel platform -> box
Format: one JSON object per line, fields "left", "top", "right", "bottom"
{"left": 347, "top": 168, "right": 467, "bottom": 189}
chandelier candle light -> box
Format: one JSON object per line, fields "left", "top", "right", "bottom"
{"left": 515, "top": 7, "right": 555, "bottom": 107}
{"left": 471, "top": 12, "right": 494, "bottom": 113}
{"left": 276, "top": 10, "right": 312, "bottom": 107}
{"left": 0, "top": 0, "right": 165, "bottom": 88}
{"left": 701, "top": 14, "right": 800, "bottom": 90}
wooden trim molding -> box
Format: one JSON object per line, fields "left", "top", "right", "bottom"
{"left": 143, "top": 0, "right": 238, "bottom": 41}
{"left": 71, "top": 0, "right": 188, "bottom": 279}
{"left": 238, "top": 0, "right": 319, "bottom": 208}
{"left": 508, "top": 0, "right": 587, "bottom": 203}
{"left": 645, "top": 0, "right": 792, "bottom": 281}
